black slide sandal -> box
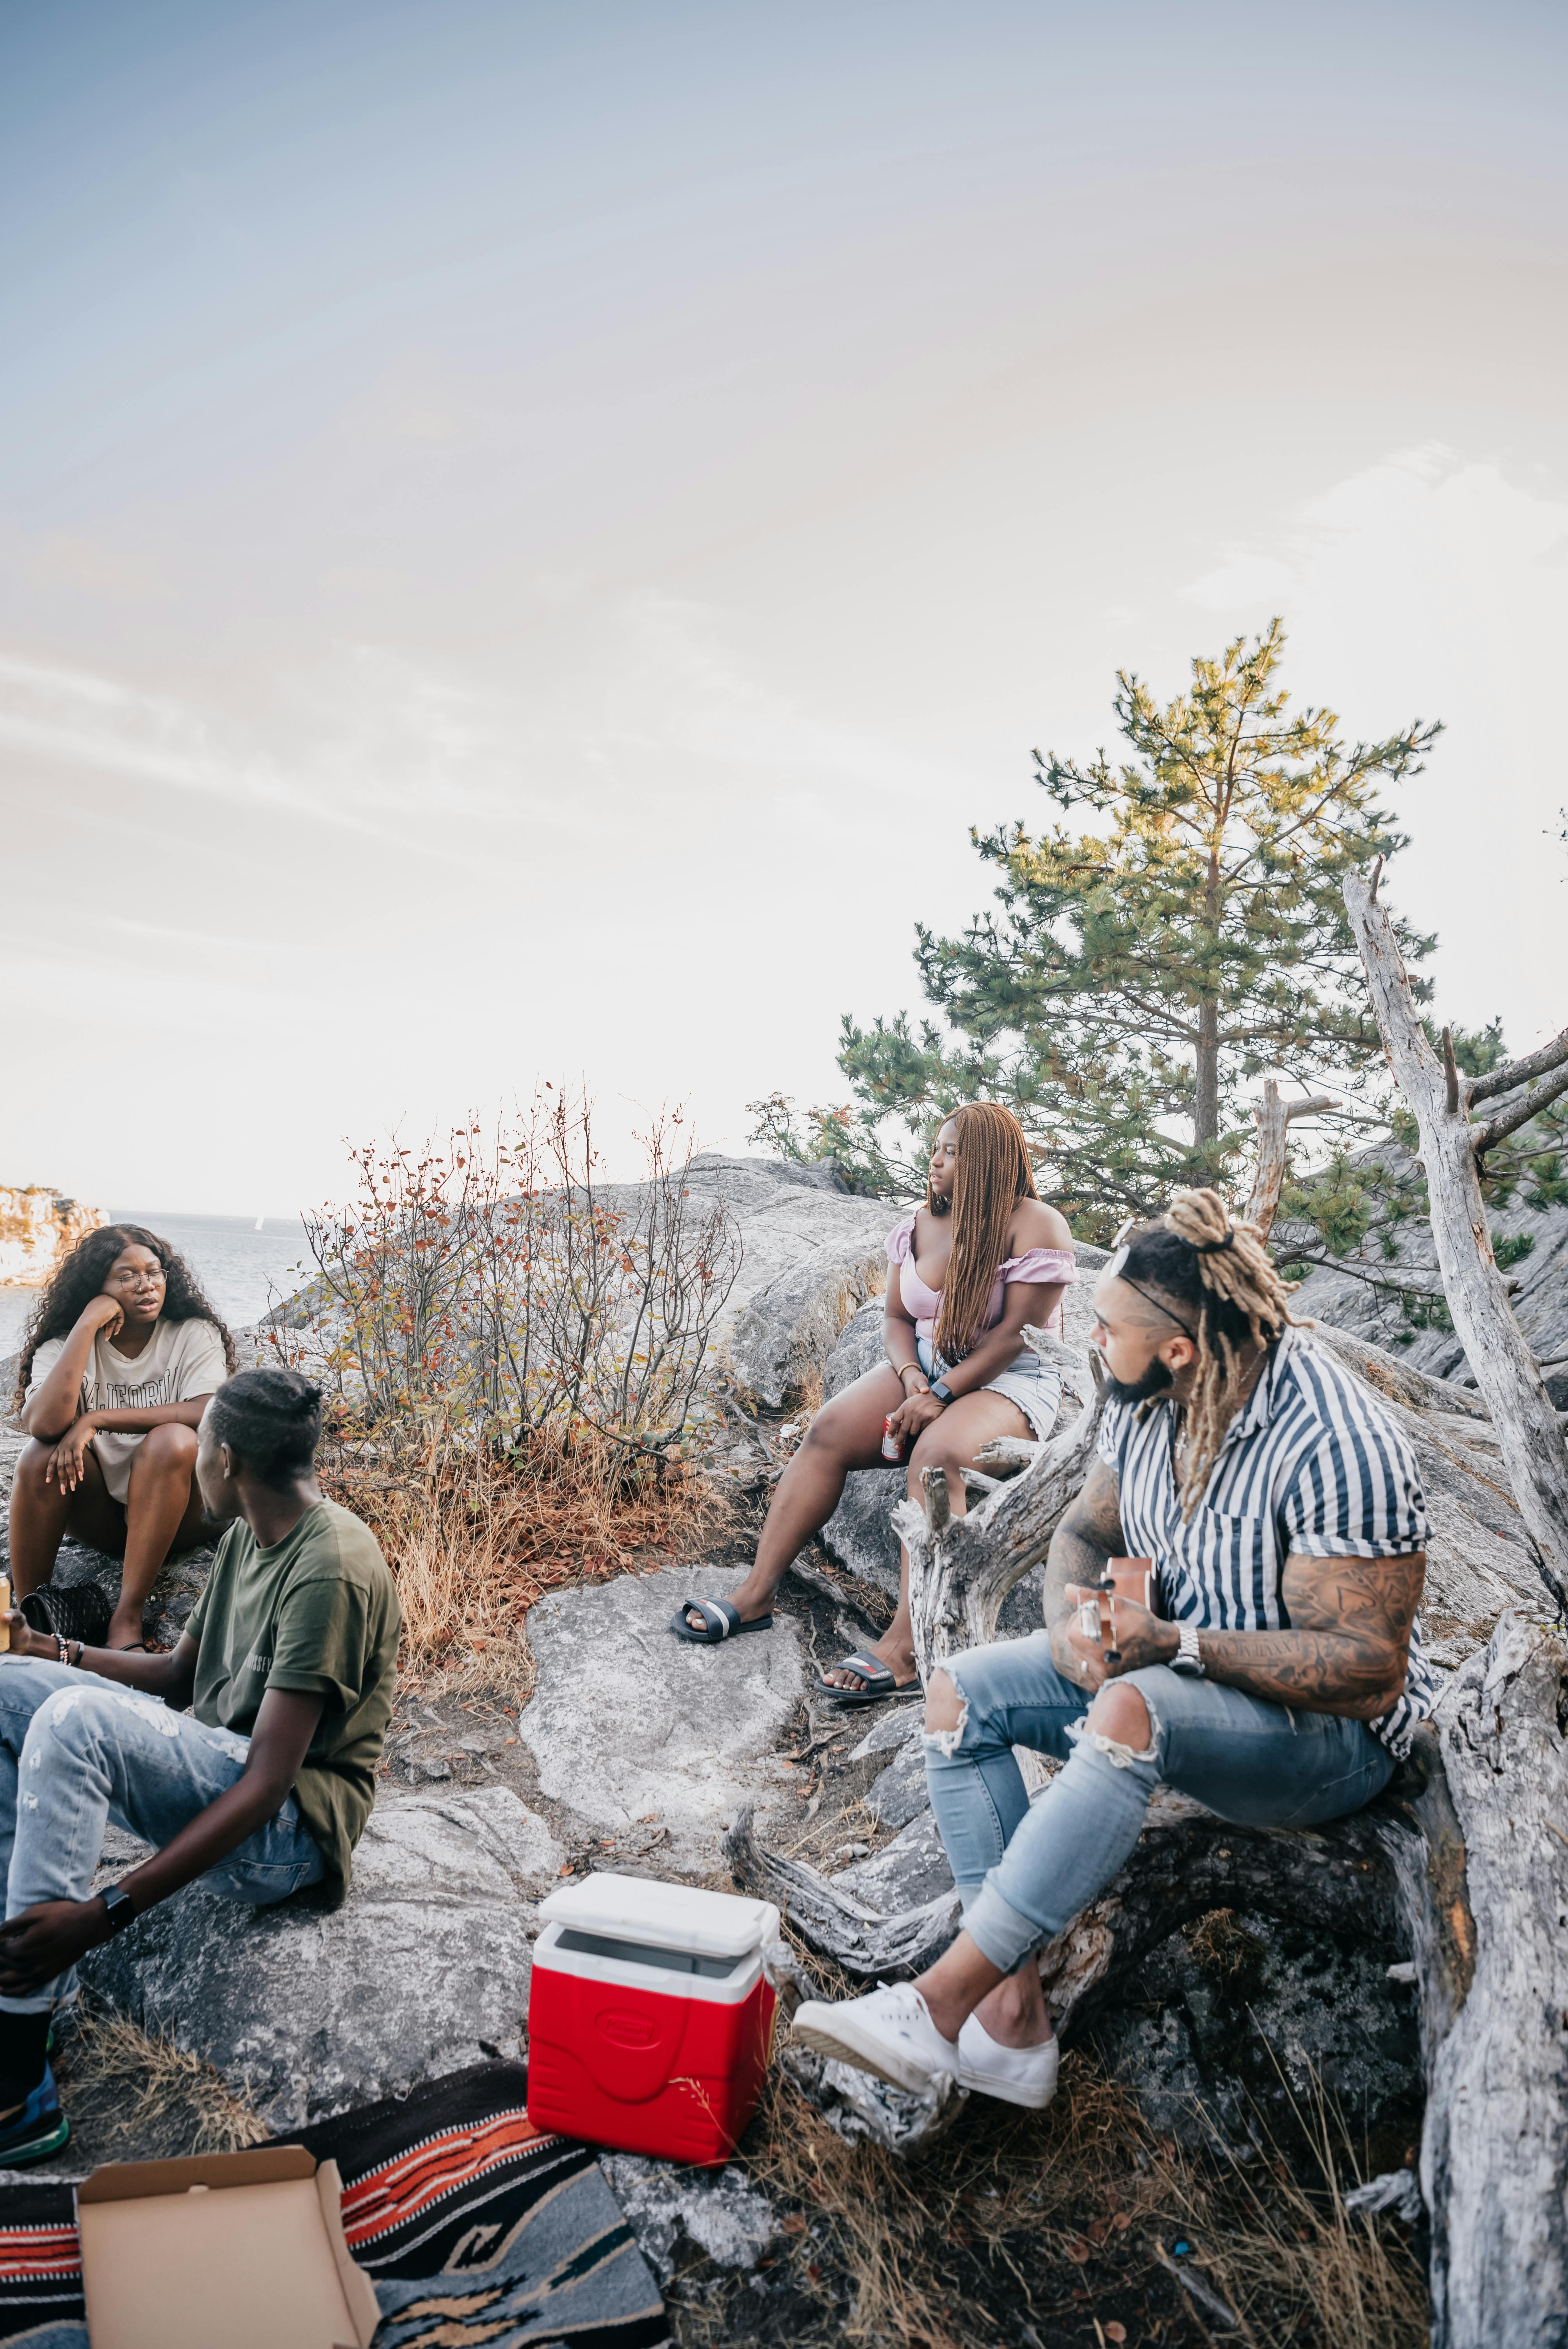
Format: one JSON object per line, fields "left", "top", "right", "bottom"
{"left": 669, "top": 1596, "right": 775, "bottom": 1645}
{"left": 816, "top": 1650, "right": 924, "bottom": 1704}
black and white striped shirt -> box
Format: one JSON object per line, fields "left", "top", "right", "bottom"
{"left": 1097, "top": 1326, "right": 1433, "bottom": 1756}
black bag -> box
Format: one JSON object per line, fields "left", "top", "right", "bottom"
{"left": 19, "top": 1582, "right": 113, "bottom": 1649}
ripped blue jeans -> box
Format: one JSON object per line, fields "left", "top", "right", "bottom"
{"left": 0, "top": 1657, "right": 324, "bottom": 2013}
{"left": 925, "top": 1633, "right": 1394, "bottom": 1974}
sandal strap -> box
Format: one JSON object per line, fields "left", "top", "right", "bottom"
{"left": 682, "top": 1597, "right": 738, "bottom": 1638}
{"left": 837, "top": 1650, "right": 894, "bottom": 1688}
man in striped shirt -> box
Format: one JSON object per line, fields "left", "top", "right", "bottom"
{"left": 790, "top": 1189, "right": 1430, "bottom": 2114}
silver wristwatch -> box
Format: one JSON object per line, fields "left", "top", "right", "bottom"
{"left": 1170, "top": 1622, "right": 1204, "bottom": 1677}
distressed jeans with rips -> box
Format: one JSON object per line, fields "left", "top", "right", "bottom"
{"left": 0, "top": 1657, "right": 324, "bottom": 2013}
{"left": 925, "top": 1632, "right": 1395, "bottom": 1974}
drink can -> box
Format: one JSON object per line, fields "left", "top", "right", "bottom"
{"left": 881, "top": 1416, "right": 902, "bottom": 1463}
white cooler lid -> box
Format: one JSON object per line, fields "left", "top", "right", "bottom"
{"left": 538, "top": 1871, "right": 778, "bottom": 1958}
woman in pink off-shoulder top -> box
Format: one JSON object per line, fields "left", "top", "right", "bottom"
{"left": 671, "top": 1103, "right": 1077, "bottom": 1699}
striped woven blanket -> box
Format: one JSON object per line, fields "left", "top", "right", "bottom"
{"left": 0, "top": 2060, "right": 670, "bottom": 2347}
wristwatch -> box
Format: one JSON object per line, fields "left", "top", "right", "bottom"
{"left": 98, "top": 1884, "right": 138, "bottom": 1936}
{"left": 1169, "top": 1622, "right": 1204, "bottom": 1677}
{"left": 929, "top": 1379, "right": 954, "bottom": 1405}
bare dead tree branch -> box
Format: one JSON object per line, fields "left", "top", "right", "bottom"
{"left": 1471, "top": 1060, "right": 1568, "bottom": 1160}
{"left": 1243, "top": 1078, "right": 1338, "bottom": 1240}
{"left": 1466, "top": 1025, "right": 1568, "bottom": 1108}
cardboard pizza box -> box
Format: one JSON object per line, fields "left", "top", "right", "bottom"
{"left": 76, "top": 2144, "right": 378, "bottom": 2349}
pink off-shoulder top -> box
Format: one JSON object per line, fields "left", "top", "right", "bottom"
{"left": 885, "top": 1212, "right": 1076, "bottom": 1347}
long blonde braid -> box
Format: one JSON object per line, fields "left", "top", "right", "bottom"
{"left": 1126, "top": 1187, "right": 1299, "bottom": 1515}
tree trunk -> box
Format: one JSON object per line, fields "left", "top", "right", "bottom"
{"left": 1194, "top": 994, "right": 1220, "bottom": 1148}
{"left": 1343, "top": 869, "right": 1568, "bottom": 1616}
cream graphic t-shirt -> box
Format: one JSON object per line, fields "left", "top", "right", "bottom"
{"left": 26, "top": 1317, "right": 228, "bottom": 1501}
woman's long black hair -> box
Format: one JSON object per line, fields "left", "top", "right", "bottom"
{"left": 11, "top": 1224, "right": 236, "bottom": 1411}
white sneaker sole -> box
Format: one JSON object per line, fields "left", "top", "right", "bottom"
{"left": 789, "top": 2000, "right": 956, "bottom": 2096}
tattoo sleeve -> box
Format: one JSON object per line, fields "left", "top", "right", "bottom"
{"left": 1197, "top": 1552, "right": 1427, "bottom": 1719}
{"left": 1042, "top": 1460, "right": 1127, "bottom": 1626}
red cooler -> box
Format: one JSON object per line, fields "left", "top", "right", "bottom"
{"left": 526, "top": 1873, "right": 780, "bottom": 2165}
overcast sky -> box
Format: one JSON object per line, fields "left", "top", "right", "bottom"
{"left": 2, "top": 0, "right": 1565, "bottom": 1215}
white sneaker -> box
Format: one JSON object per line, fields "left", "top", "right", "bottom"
{"left": 957, "top": 2012, "right": 1059, "bottom": 2109}
{"left": 789, "top": 1983, "right": 961, "bottom": 2095}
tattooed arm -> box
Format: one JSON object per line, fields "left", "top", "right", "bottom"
{"left": 1066, "top": 1551, "right": 1427, "bottom": 1718}
{"left": 1044, "top": 1461, "right": 1128, "bottom": 1684}
{"left": 1192, "top": 1552, "right": 1425, "bottom": 1718}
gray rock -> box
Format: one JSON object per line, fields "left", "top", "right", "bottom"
{"left": 830, "top": 1809, "right": 954, "bottom": 1912}
{"left": 848, "top": 1709, "right": 924, "bottom": 1764}
{"left": 599, "top": 2153, "right": 780, "bottom": 2281}
{"left": 81, "top": 1786, "right": 563, "bottom": 2130}
{"left": 715, "top": 1169, "right": 905, "bottom": 1409}
{"left": 520, "top": 1567, "right": 804, "bottom": 1866}
{"left": 1093, "top": 1905, "right": 1421, "bottom": 2150}
{"left": 866, "top": 1731, "right": 929, "bottom": 1831}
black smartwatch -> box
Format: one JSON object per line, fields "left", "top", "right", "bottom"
{"left": 98, "top": 1884, "right": 137, "bottom": 1936}
{"left": 929, "top": 1379, "right": 954, "bottom": 1404}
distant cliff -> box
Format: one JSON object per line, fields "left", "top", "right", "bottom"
{"left": 0, "top": 1187, "right": 105, "bottom": 1287}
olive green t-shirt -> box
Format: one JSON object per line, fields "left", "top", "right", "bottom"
{"left": 185, "top": 1499, "right": 401, "bottom": 1904}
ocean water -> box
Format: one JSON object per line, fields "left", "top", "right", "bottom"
{"left": 0, "top": 1210, "right": 311, "bottom": 1357}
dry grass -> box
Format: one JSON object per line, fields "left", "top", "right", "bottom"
{"left": 716, "top": 1989, "right": 1427, "bottom": 2349}
{"left": 66, "top": 1997, "right": 270, "bottom": 2157}
{"left": 324, "top": 1430, "right": 730, "bottom": 1699}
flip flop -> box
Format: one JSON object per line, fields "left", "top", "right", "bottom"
{"left": 816, "top": 1650, "right": 924, "bottom": 1704}
{"left": 669, "top": 1597, "right": 775, "bottom": 1645}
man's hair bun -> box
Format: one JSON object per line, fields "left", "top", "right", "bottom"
{"left": 207, "top": 1367, "right": 323, "bottom": 1488}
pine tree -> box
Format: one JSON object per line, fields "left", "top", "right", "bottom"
{"left": 838, "top": 622, "right": 1441, "bottom": 1239}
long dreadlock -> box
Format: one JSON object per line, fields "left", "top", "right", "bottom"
{"left": 931, "top": 1102, "right": 1041, "bottom": 1361}
{"left": 1117, "top": 1187, "right": 1299, "bottom": 1515}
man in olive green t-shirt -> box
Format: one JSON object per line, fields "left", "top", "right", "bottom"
{"left": 0, "top": 1368, "right": 400, "bottom": 2167}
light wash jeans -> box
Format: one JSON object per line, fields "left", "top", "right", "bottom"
{"left": 926, "top": 1633, "right": 1394, "bottom": 1973}
{"left": 0, "top": 1657, "right": 324, "bottom": 2012}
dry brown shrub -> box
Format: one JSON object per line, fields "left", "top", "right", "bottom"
{"left": 325, "top": 1429, "right": 729, "bottom": 1698}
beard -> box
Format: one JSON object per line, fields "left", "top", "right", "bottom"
{"left": 1103, "top": 1355, "right": 1175, "bottom": 1408}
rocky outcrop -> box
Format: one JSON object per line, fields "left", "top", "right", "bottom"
{"left": 685, "top": 1156, "right": 904, "bottom": 1408}
{"left": 520, "top": 1563, "right": 805, "bottom": 1867}
{"left": 82, "top": 1787, "right": 563, "bottom": 2130}
{"left": 0, "top": 1187, "right": 103, "bottom": 1288}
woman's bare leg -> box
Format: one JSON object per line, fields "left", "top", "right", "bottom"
{"left": 112, "top": 1423, "right": 205, "bottom": 1649}
{"left": 685, "top": 1366, "right": 905, "bottom": 1630}
{"left": 823, "top": 1388, "right": 1034, "bottom": 1692}
{"left": 6, "top": 1443, "right": 123, "bottom": 1597}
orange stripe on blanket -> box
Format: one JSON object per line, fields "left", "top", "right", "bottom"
{"left": 0, "top": 2225, "right": 82, "bottom": 2279}
{"left": 339, "top": 2111, "right": 559, "bottom": 2247}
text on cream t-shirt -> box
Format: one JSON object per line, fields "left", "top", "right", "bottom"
{"left": 26, "top": 1317, "right": 228, "bottom": 1502}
